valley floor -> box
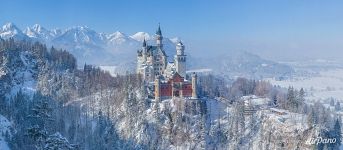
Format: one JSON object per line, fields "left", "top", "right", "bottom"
{"left": 267, "top": 68, "right": 343, "bottom": 103}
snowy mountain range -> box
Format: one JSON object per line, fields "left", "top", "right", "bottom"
{"left": 0, "top": 22, "right": 179, "bottom": 66}
{"left": 0, "top": 22, "right": 294, "bottom": 78}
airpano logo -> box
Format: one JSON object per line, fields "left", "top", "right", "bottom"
{"left": 305, "top": 137, "right": 338, "bottom": 145}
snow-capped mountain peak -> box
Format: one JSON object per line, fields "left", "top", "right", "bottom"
{"left": 2, "top": 22, "right": 20, "bottom": 31}
{"left": 130, "top": 32, "right": 151, "bottom": 42}
{"left": 24, "top": 24, "right": 58, "bottom": 41}
{"left": 54, "top": 26, "right": 105, "bottom": 45}
{"left": 108, "top": 31, "right": 126, "bottom": 39}
{"left": 52, "top": 28, "right": 62, "bottom": 35}
{"left": 107, "top": 31, "right": 133, "bottom": 45}
{"left": 32, "top": 24, "right": 43, "bottom": 32}
{"left": 0, "top": 22, "right": 28, "bottom": 40}
{"left": 69, "top": 25, "right": 91, "bottom": 31}
{"left": 169, "top": 37, "right": 181, "bottom": 44}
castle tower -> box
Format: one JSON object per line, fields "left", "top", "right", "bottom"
{"left": 136, "top": 51, "right": 143, "bottom": 74}
{"left": 136, "top": 39, "right": 148, "bottom": 74}
{"left": 192, "top": 72, "right": 198, "bottom": 99}
{"left": 174, "top": 41, "right": 186, "bottom": 78}
{"left": 154, "top": 75, "right": 161, "bottom": 101}
{"left": 142, "top": 38, "right": 147, "bottom": 61}
{"left": 156, "top": 24, "right": 163, "bottom": 48}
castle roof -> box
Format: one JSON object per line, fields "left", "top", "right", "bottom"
{"left": 146, "top": 45, "right": 167, "bottom": 56}
{"left": 172, "top": 72, "right": 182, "bottom": 78}
{"left": 171, "top": 72, "right": 185, "bottom": 82}
{"left": 177, "top": 41, "right": 183, "bottom": 46}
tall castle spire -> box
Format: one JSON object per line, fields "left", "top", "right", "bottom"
{"left": 142, "top": 38, "right": 147, "bottom": 47}
{"left": 156, "top": 23, "right": 163, "bottom": 48}
{"left": 156, "top": 23, "right": 162, "bottom": 36}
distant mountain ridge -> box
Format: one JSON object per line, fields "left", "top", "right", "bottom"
{"left": 0, "top": 22, "right": 180, "bottom": 66}
{"left": 0, "top": 22, "right": 294, "bottom": 78}
{"left": 189, "top": 51, "right": 294, "bottom": 79}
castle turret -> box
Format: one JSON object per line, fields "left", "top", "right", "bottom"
{"left": 156, "top": 24, "right": 163, "bottom": 48}
{"left": 142, "top": 38, "right": 147, "bottom": 61}
{"left": 154, "top": 75, "right": 161, "bottom": 101}
{"left": 136, "top": 49, "right": 143, "bottom": 74}
{"left": 137, "top": 39, "right": 148, "bottom": 74}
{"left": 174, "top": 41, "right": 186, "bottom": 78}
{"left": 192, "top": 72, "right": 198, "bottom": 99}
{"left": 176, "top": 41, "right": 185, "bottom": 55}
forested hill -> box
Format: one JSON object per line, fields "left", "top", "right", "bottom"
{"left": 0, "top": 39, "right": 342, "bottom": 149}
{"left": 0, "top": 38, "right": 116, "bottom": 101}
{"left": 0, "top": 39, "right": 143, "bottom": 149}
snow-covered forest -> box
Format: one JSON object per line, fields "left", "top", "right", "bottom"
{"left": 0, "top": 39, "right": 342, "bottom": 149}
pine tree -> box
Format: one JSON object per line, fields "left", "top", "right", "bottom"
{"left": 44, "top": 132, "right": 75, "bottom": 150}
{"left": 298, "top": 88, "right": 305, "bottom": 102}
{"left": 335, "top": 101, "right": 341, "bottom": 111}
{"left": 330, "top": 98, "right": 335, "bottom": 106}
{"left": 332, "top": 119, "right": 341, "bottom": 149}
{"left": 287, "top": 86, "right": 296, "bottom": 112}
{"left": 297, "top": 88, "right": 305, "bottom": 113}
{"left": 27, "top": 93, "right": 54, "bottom": 149}
{"left": 272, "top": 93, "right": 278, "bottom": 106}
{"left": 307, "top": 107, "right": 317, "bottom": 127}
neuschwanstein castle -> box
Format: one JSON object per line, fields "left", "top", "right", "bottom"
{"left": 137, "top": 25, "right": 198, "bottom": 100}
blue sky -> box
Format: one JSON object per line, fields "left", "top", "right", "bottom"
{"left": 1, "top": 0, "right": 343, "bottom": 61}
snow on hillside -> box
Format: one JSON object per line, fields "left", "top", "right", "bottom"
{"left": 0, "top": 49, "right": 37, "bottom": 99}
{"left": 0, "top": 114, "right": 12, "bottom": 150}
{"left": 241, "top": 95, "right": 270, "bottom": 106}
{"left": 254, "top": 108, "right": 312, "bottom": 149}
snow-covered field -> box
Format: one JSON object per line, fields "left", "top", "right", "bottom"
{"left": 267, "top": 69, "right": 343, "bottom": 102}
{"left": 186, "top": 68, "right": 212, "bottom": 74}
